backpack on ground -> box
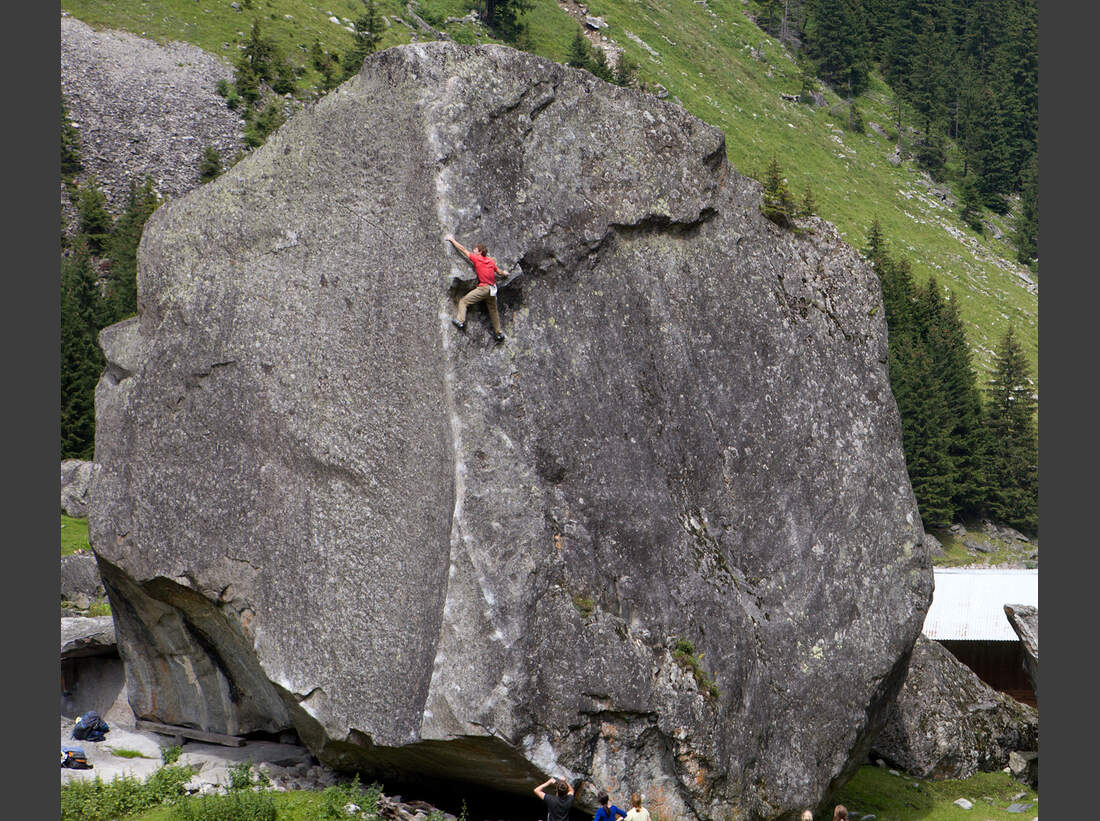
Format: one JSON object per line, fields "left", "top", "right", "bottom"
{"left": 71, "top": 710, "right": 109, "bottom": 742}
{"left": 61, "top": 746, "right": 92, "bottom": 769}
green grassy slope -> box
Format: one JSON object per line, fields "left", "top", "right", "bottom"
{"left": 61, "top": 0, "right": 1037, "bottom": 386}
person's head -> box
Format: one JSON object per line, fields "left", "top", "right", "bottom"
{"left": 801, "top": 811, "right": 814, "bottom": 821}
{"left": 556, "top": 779, "right": 570, "bottom": 796}
{"left": 597, "top": 790, "right": 610, "bottom": 806}
{"left": 474, "top": 243, "right": 488, "bottom": 256}
{"left": 833, "top": 805, "right": 848, "bottom": 821}
{"left": 631, "top": 793, "right": 643, "bottom": 809}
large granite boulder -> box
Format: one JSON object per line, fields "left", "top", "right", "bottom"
{"left": 870, "top": 636, "right": 1038, "bottom": 780}
{"left": 1004, "top": 604, "right": 1038, "bottom": 705}
{"left": 90, "top": 42, "right": 932, "bottom": 820}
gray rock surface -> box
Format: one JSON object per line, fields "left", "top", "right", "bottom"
{"left": 61, "top": 616, "right": 116, "bottom": 659}
{"left": 1004, "top": 604, "right": 1038, "bottom": 705}
{"left": 1008, "top": 750, "right": 1038, "bottom": 790}
{"left": 90, "top": 42, "right": 932, "bottom": 820}
{"left": 871, "top": 636, "right": 1038, "bottom": 780}
{"left": 61, "top": 459, "right": 96, "bottom": 517}
{"left": 61, "top": 554, "right": 105, "bottom": 603}
{"left": 60, "top": 14, "right": 246, "bottom": 219}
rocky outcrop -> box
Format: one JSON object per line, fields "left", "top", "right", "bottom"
{"left": 61, "top": 616, "right": 117, "bottom": 659}
{"left": 61, "top": 459, "right": 95, "bottom": 517}
{"left": 61, "top": 554, "right": 105, "bottom": 606}
{"left": 1004, "top": 604, "right": 1038, "bottom": 705}
{"left": 870, "top": 636, "right": 1038, "bottom": 780}
{"left": 60, "top": 14, "right": 246, "bottom": 218}
{"left": 90, "top": 42, "right": 932, "bottom": 820}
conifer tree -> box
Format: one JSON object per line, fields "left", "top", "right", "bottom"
{"left": 984, "top": 327, "right": 1038, "bottom": 533}
{"left": 61, "top": 94, "right": 82, "bottom": 181}
{"left": 804, "top": 0, "right": 871, "bottom": 96}
{"left": 761, "top": 156, "right": 797, "bottom": 228}
{"left": 591, "top": 48, "right": 615, "bottom": 83}
{"left": 1012, "top": 154, "right": 1038, "bottom": 264}
{"left": 614, "top": 52, "right": 639, "bottom": 87}
{"left": 61, "top": 238, "right": 106, "bottom": 460}
{"left": 483, "top": 0, "right": 532, "bottom": 42}
{"left": 567, "top": 30, "right": 592, "bottom": 70}
{"left": 105, "top": 177, "right": 159, "bottom": 322}
{"left": 890, "top": 333, "right": 956, "bottom": 527}
{"left": 344, "top": 0, "right": 384, "bottom": 80}
{"left": 76, "top": 177, "right": 113, "bottom": 255}
{"left": 918, "top": 279, "right": 991, "bottom": 518}
{"left": 199, "top": 146, "right": 222, "bottom": 183}
{"left": 800, "top": 186, "right": 817, "bottom": 218}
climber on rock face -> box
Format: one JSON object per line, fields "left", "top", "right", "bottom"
{"left": 446, "top": 233, "right": 510, "bottom": 343}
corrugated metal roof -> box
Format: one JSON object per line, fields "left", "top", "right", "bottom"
{"left": 922, "top": 568, "right": 1038, "bottom": 641}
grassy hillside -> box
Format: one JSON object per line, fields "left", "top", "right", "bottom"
{"left": 61, "top": 0, "right": 1037, "bottom": 386}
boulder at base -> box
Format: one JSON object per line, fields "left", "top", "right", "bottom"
{"left": 90, "top": 43, "right": 932, "bottom": 820}
{"left": 61, "top": 459, "right": 95, "bottom": 518}
{"left": 870, "top": 636, "right": 1038, "bottom": 780}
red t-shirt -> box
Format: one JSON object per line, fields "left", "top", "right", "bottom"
{"left": 469, "top": 253, "right": 499, "bottom": 287}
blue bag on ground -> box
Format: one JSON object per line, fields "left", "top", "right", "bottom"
{"left": 61, "top": 746, "right": 92, "bottom": 768}
{"left": 71, "top": 710, "right": 109, "bottom": 742}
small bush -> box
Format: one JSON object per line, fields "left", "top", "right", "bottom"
{"left": 227, "top": 760, "right": 255, "bottom": 791}
{"left": 672, "top": 638, "right": 720, "bottom": 699}
{"left": 800, "top": 186, "right": 817, "bottom": 218}
{"left": 319, "top": 774, "right": 382, "bottom": 819}
{"left": 199, "top": 146, "right": 222, "bottom": 182}
{"left": 846, "top": 102, "right": 865, "bottom": 134}
{"left": 173, "top": 790, "right": 276, "bottom": 821}
{"left": 572, "top": 595, "right": 595, "bottom": 618}
{"left": 162, "top": 745, "right": 183, "bottom": 765}
{"left": 86, "top": 600, "right": 112, "bottom": 616}
{"left": 215, "top": 78, "right": 231, "bottom": 97}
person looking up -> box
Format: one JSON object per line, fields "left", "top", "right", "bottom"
{"left": 594, "top": 789, "right": 627, "bottom": 821}
{"left": 534, "top": 776, "right": 574, "bottom": 821}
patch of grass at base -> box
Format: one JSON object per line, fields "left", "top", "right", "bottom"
{"left": 834, "top": 765, "right": 1037, "bottom": 821}
{"left": 110, "top": 748, "right": 154, "bottom": 759}
{"left": 61, "top": 513, "right": 91, "bottom": 556}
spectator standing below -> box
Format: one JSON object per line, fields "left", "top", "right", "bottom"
{"left": 446, "top": 234, "right": 509, "bottom": 343}
{"left": 594, "top": 789, "right": 628, "bottom": 821}
{"left": 624, "top": 793, "right": 651, "bottom": 821}
{"left": 833, "top": 806, "right": 849, "bottom": 821}
{"left": 801, "top": 811, "right": 814, "bottom": 821}
{"left": 534, "top": 776, "right": 575, "bottom": 821}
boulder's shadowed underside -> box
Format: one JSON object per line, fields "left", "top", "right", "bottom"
{"left": 91, "top": 43, "right": 932, "bottom": 820}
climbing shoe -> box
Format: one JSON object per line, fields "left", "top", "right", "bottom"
{"left": 494, "top": 332, "right": 505, "bottom": 343}
{"left": 451, "top": 319, "right": 466, "bottom": 331}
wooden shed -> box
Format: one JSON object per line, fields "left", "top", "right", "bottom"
{"left": 921, "top": 568, "right": 1038, "bottom": 707}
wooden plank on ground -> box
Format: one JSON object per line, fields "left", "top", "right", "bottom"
{"left": 136, "top": 719, "right": 245, "bottom": 747}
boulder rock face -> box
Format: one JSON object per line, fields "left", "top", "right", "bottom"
{"left": 61, "top": 459, "right": 95, "bottom": 518}
{"left": 61, "top": 554, "right": 105, "bottom": 604}
{"left": 90, "top": 43, "right": 932, "bottom": 820}
{"left": 1004, "top": 604, "right": 1038, "bottom": 704}
{"left": 870, "top": 636, "right": 1038, "bottom": 780}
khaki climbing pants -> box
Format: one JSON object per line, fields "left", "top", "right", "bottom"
{"left": 456, "top": 285, "right": 502, "bottom": 335}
